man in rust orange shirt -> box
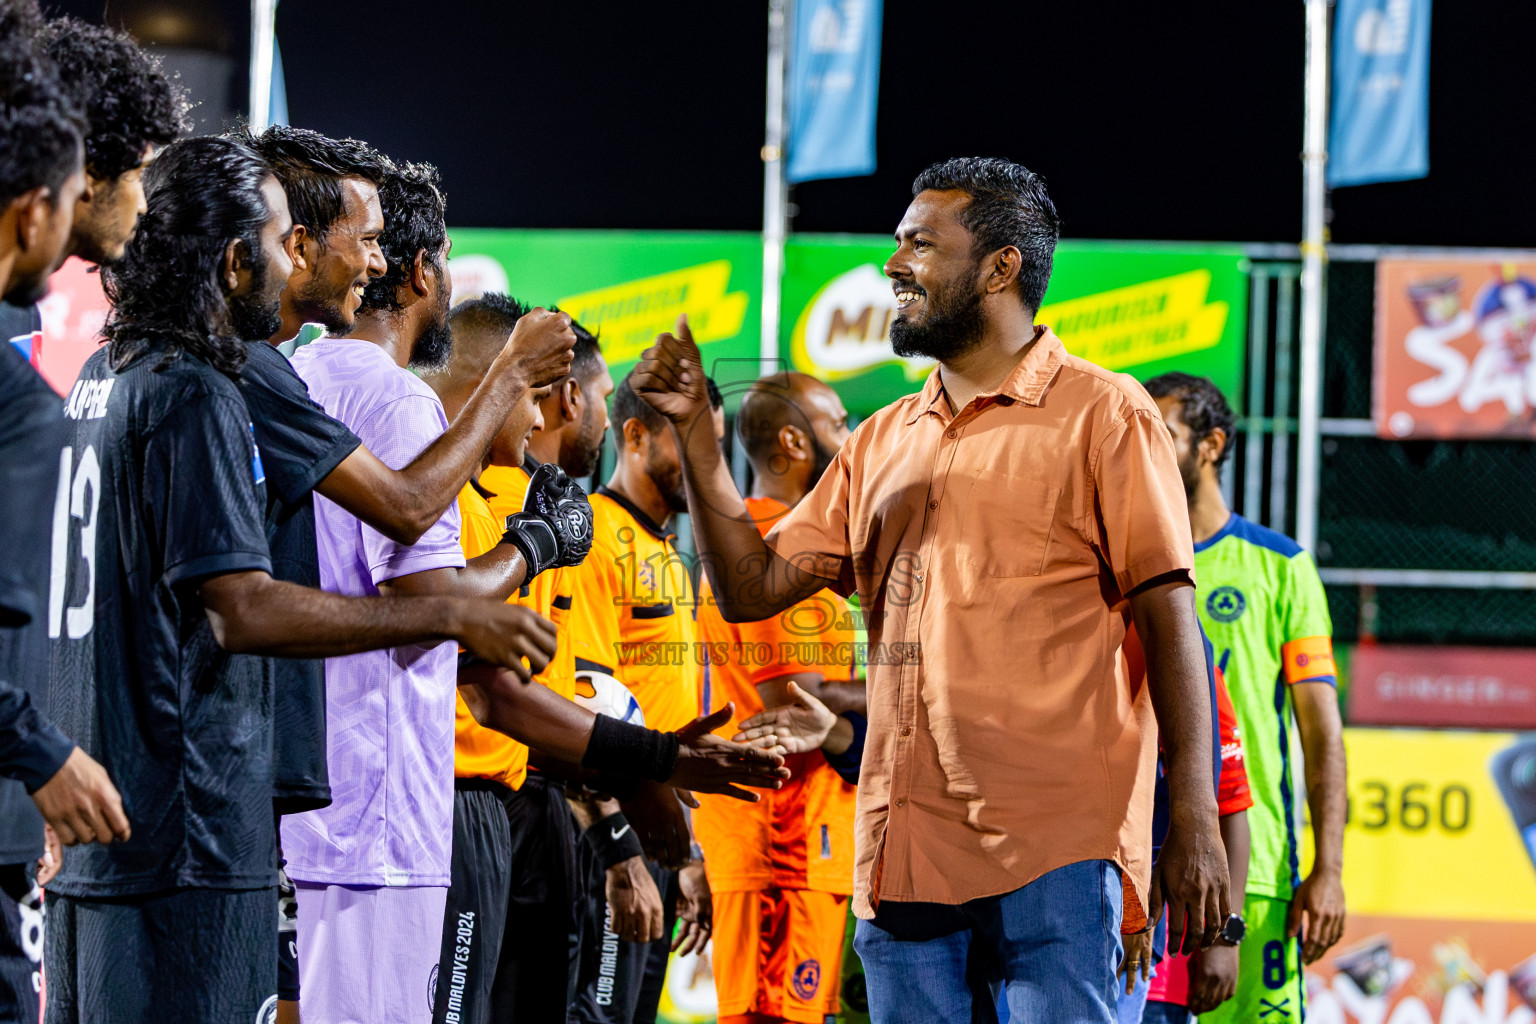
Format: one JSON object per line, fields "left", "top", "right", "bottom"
{"left": 694, "top": 373, "right": 865, "bottom": 1024}
{"left": 632, "top": 157, "right": 1230, "bottom": 1024}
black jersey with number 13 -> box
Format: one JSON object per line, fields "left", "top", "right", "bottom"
{"left": 47, "top": 347, "right": 277, "bottom": 899}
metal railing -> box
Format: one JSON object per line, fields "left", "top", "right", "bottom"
{"left": 1245, "top": 245, "right": 1536, "bottom": 644}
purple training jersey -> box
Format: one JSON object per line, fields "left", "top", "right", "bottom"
{"left": 280, "top": 336, "right": 465, "bottom": 887}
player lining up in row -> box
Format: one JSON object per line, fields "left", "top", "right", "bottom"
{"left": 0, "top": 8, "right": 1347, "bottom": 1024}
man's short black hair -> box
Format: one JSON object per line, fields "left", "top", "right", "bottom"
{"left": 449, "top": 291, "right": 530, "bottom": 339}
{"left": 448, "top": 298, "right": 607, "bottom": 384}
{"left": 550, "top": 308, "right": 604, "bottom": 381}
{"left": 360, "top": 160, "right": 447, "bottom": 314}
{"left": 612, "top": 368, "right": 665, "bottom": 436}
{"left": 612, "top": 369, "right": 721, "bottom": 438}
{"left": 0, "top": 0, "right": 85, "bottom": 206}
{"left": 911, "top": 156, "right": 1061, "bottom": 312}
{"left": 1143, "top": 372, "right": 1238, "bottom": 467}
{"left": 238, "top": 124, "right": 390, "bottom": 246}
{"left": 40, "top": 18, "right": 189, "bottom": 180}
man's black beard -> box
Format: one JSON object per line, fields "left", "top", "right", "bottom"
{"left": 889, "top": 274, "right": 987, "bottom": 361}
{"left": 562, "top": 404, "right": 605, "bottom": 480}
{"left": 409, "top": 272, "right": 453, "bottom": 369}
{"left": 2, "top": 272, "right": 50, "bottom": 309}
{"left": 808, "top": 437, "right": 838, "bottom": 488}
{"left": 229, "top": 259, "right": 283, "bottom": 340}
{"left": 292, "top": 275, "right": 351, "bottom": 335}
{"left": 409, "top": 313, "right": 453, "bottom": 370}
{"left": 1178, "top": 450, "right": 1202, "bottom": 501}
{"left": 646, "top": 449, "right": 689, "bottom": 515}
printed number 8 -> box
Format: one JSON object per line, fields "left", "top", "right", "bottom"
{"left": 1263, "top": 939, "right": 1287, "bottom": 990}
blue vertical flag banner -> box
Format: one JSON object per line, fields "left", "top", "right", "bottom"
{"left": 785, "top": 0, "right": 883, "bottom": 184}
{"left": 1328, "top": 0, "right": 1431, "bottom": 187}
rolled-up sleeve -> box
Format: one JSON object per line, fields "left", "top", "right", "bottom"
{"left": 1090, "top": 405, "right": 1196, "bottom": 595}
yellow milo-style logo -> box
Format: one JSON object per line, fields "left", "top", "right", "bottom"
{"left": 557, "top": 261, "right": 750, "bottom": 365}
{"left": 789, "top": 264, "right": 1230, "bottom": 379}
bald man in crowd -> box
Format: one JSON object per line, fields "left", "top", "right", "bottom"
{"left": 693, "top": 373, "right": 867, "bottom": 1024}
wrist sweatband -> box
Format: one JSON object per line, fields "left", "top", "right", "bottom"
{"left": 584, "top": 812, "right": 645, "bottom": 871}
{"left": 502, "top": 514, "right": 559, "bottom": 579}
{"left": 581, "top": 712, "right": 679, "bottom": 783}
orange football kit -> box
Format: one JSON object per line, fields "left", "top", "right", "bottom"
{"left": 694, "top": 496, "right": 860, "bottom": 1024}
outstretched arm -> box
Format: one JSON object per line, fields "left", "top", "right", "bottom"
{"left": 631, "top": 317, "right": 831, "bottom": 622}
{"left": 199, "top": 570, "right": 557, "bottom": 680}
{"left": 317, "top": 308, "right": 576, "bottom": 545}
{"left": 757, "top": 672, "right": 866, "bottom": 718}
{"left": 733, "top": 680, "right": 855, "bottom": 757}
{"left": 376, "top": 552, "right": 530, "bottom": 604}
{"left": 378, "top": 462, "right": 595, "bottom": 604}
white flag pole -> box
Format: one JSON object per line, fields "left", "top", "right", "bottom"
{"left": 760, "top": 0, "right": 791, "bottom": 374}
{"left": 1296, "top": 0, "right": 1330, "bottom": 553}
{"left": 248, "top": 0, "right": 278, "bottom": 131}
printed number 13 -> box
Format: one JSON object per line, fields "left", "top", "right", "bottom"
{"left": 47, "top": 445, "right": 99, "bottom": 640}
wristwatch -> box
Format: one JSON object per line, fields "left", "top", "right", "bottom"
{"left": 1217, "top": 912, "right": 1246, "bottom": 946}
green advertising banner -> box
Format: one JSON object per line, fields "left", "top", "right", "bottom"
{"left": 447, "top": 229, "right": 763, "bottom": 407}
{"left": 446, "top": 230, "right": 1248, "bottom": 417}
{"left": 782, "top": 236, "right": 1250, "bottom": 416}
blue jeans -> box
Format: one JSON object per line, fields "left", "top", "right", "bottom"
{"left": 1116, "top": 970, "right": 1150, "bottom": 1023}
{"left": 1115, "top": 912, "right": 1168, "bottom": 1024}
{"left": 1141, "top": 1002, "right": 1192, "bottom": 1024}
{"left": 853, "top": 860, "right": 1123, "bottom": 1024}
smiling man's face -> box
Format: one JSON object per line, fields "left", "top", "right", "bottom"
{"left": 287, "top": 176, "right": 385, "bottom": 333}
{"left": 884, "top": 189, "right": 989, "bottom": 361}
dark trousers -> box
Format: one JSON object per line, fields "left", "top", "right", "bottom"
{"left": 492, "top": 773, "right": 583, "bottom": 1023}
{"left": 433, "top": 780, "right": 515, "bottom": 1024}
{"left": 0, "top": 865, "right": 40, "bottom": 1024}
{"left": 44, "top": 886, "right": 275, "bottom": 1024}
{"left": 571, "top": 849, "right": 679, "bottom": 1024}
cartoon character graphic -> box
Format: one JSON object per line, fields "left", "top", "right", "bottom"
{"left": 1398, "top": 267, "right": 1536, "bottom": 424}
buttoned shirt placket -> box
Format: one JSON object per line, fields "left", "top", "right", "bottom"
{"left": 881, "top": 383, "right": 996, "bottom": 903}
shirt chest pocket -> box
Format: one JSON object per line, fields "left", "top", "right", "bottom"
{"left": 954, "top": 472, "right": 1062, "bottom": 578}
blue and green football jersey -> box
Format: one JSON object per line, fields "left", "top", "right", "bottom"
{"left": 1193, "top": 514, "right": 1336, "bottom": 900}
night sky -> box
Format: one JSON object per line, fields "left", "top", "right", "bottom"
{"left": 45, "top": 0, "right": 1536, "bottom": 247}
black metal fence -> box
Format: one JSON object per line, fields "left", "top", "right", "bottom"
{"left": 1244, "top": 255, "right": 1536, "bottom": 646}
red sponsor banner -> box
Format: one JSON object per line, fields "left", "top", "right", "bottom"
{"left": 1350, "top": 645, "right": 1536, "bottom": 729}
{"left": 34, "top": 256, "right": 109, "bottom": 396}
{"left": 1375, "top": 258, "right": 1536, "bottom": 439}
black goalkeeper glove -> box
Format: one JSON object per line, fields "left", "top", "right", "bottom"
{"left": 502, "top": 462, "right": 594, "bottom": 579}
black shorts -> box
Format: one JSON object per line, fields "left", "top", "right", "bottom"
{"left": 432, "top": 780, "right": 513, "bottom": 1024}
{"left": 572, "top": 851, "right": 678, "bottom": 1024}
{"left": 44, "top": 887, "right": 276, "bottom": 1024}
{"left": 276, "top": 865, "right": 299, "bottom": 1003}
{"left": 0, "top": 864, "right": 41, "bottom": 1024}
{"left": 490, "top": 773, "right": 582, "bottom": 1021}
